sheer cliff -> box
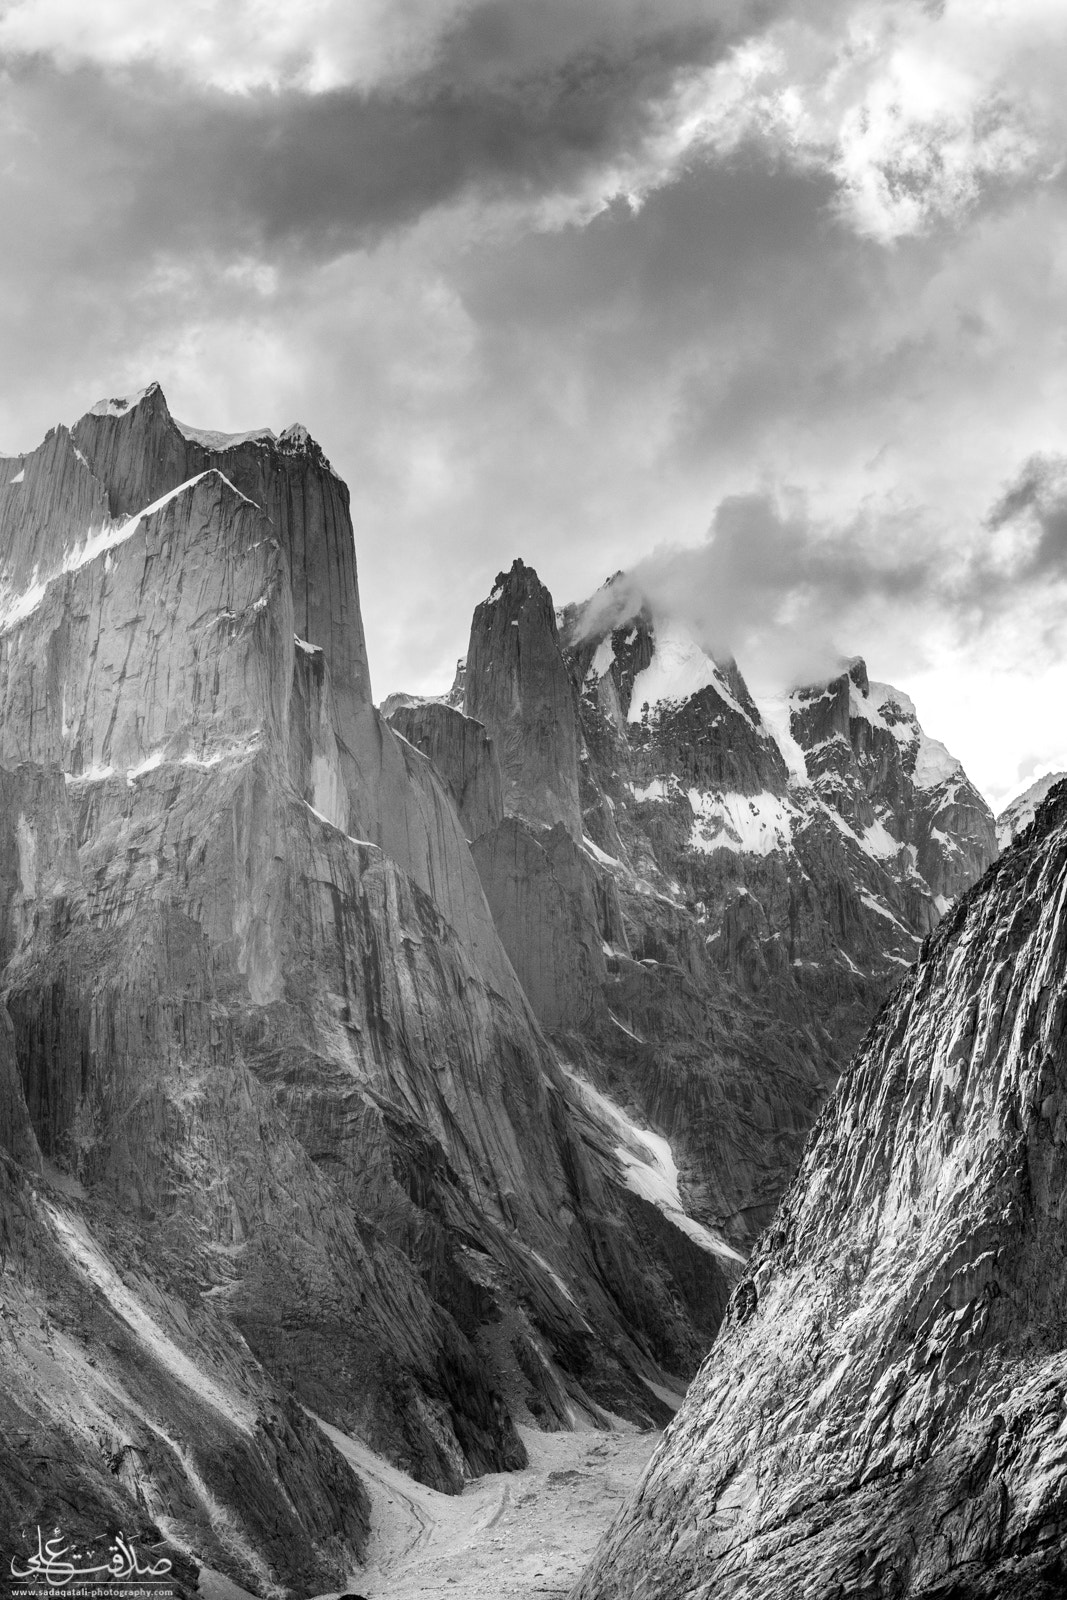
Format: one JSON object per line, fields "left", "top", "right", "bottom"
{"left": 574, "top": 778, "right": 1067, "bottom": 1600}
{"left": 0, "top": 391, "right": 737, "bottom": 1596}
{"left": 390, "top": 562, "right": 996, "bottom": 1251}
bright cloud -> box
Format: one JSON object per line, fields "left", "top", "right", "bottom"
{"left": 0, "top": 0, "right": 476, "bottom": 91}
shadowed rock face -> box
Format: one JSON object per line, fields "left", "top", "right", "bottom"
{"left": 471, "top": 819, "right": 614, "bottom": 1031}
{"left": 0, "top": 386, "right": 739, "bottom": 1596}
{"left": 387, "top": 700, "right": 504, "bottom": 844}
{"left": 574, "top": 781, "right": 1067, "bottom": 1600}
{"left": 465, "top": 559, "right": 583, "bottom": 838}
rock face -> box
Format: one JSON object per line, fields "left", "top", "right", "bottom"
{"left": 395, "top": 565, "right": 996, "bottom": 1252}
{"left": 388, "top": 699, "right": 504, "bottom": 843}
{"left": 465, "top": 560, "right": 584, "bottom": 837}
{"left": 0, "top": 388, "right": 739, "bottom": 1597}
{"left": 997, "top": 770, "right": 1067, "bottom": 847}
{"left": 574, "top": 777, "right": 1067, "bottom": 1600}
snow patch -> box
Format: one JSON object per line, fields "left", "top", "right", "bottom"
{"left": 42, "top": 1199, "right": 255, "bottom": 1433}
{"left": 628, "top": 619, "right": 751, "bottom": 726}
{"left": 175, "top": 419, "right": 276, "bottom": 451}
{"left": 688, "top": 789, "right": 795, "bottom": 856}
{"left": 861, "top": 816, "right": 901, "bottom": 860}
{"left": 607, "top": 1009, "right": 644, "bottom": 1043}
{"left": 65, "top": 764, "right": 115, "bottom": 785}
{"left": 0, "top": 472, "right": 257, "bottom": 637}
{"left": 590, "top": 635, "right": 616, "bottom": 679}
{"left": 912, "top": 734, "right": 961, "bottom": 790}
{"left": 858, "top": 888, "right": 912, "bottom": 933}
{"left": 9, "top": 467, "right": 24, "bottom": 484}
{"left": 582, "top": 835, "right": 623, "bottom": 869}
{"left": 820, "top": 799, "right": 907, "bottom": 870}
{"left": 88, "top": 384, "right": 157, "bottom": 418}
{"left": 563, "top": 1070, "right": 745, "bottom": 1264}
{"left": 866, "top": 680, "right": 962, "bottom": 790}
{"left": 0, "top": 574, "right": 47, "bottom": 633}
{"left": 302, "top": 798, "right": 377, "bottom": 850}
{"left": 126, "top": 749, "right": 166, "bottom": 785}
{"left": 868, "top": 680, "right": 917, "bottom": 724}
{"left": 631, "top": 777, "right": 671, "bottom": 803}
{"left": 754, "top": 692, "right": 809, "bottom": 784}
{"left": 997, "top": 771, "right": 1067, "bottom": 846}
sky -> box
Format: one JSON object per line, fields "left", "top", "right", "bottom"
{"left": 1, "top": 0, "right": 1067, "bottom": 809}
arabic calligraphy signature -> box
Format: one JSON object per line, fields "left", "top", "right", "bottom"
{"left": 10, "top": 1525, "right": 173, "bottom": 1586}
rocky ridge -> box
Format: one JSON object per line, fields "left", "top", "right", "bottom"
{"left": 389, "top": 562, "right": 996, "bottom": 1249}
{"left": 0, "top": 390, "right": 737, "bottom": 1596}
{"left": 574, "top": 775, "right": 1067, "bottom": 1600}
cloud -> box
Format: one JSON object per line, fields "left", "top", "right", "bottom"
{"left": 573, "top": 466, "right": 1067, "bottom": 692}
{"left": 0, "top": 0, "right": 781, "bottom": 262}
{"left": 0, "top": 0, "right": 475, "bottom": 92}
{"left": 574, "top": 490, "right": 942, "bottom": 686}
{"left": 667, "top": 0, "right": 1067, "bottom": 241}
{"left": 983, "top": 453, "right": 1067, "bottom": 600}
{"left": 2, "top": 0, "right": 1067, "bottom": 802}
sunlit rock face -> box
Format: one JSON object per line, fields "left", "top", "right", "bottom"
{"left": 0, "top": 388, "right": 739, "bottom": 1597}
{"left": 575, "top": 780, "right": 1067, "bottom": 1600}
{"left": 394, "top": 565, "right": 996, "bottom": 1253}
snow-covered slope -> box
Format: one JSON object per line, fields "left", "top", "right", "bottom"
{"left": 996, "top": 770, "right": 1067, "bottom": 847}
{"left": 566, "top": 605, "right": 995, "bottom": 1004}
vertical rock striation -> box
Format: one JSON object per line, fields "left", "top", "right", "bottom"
{"left": 574, "top": 780, "right": 1067, "bottom": 1600}
{"left": 387, "top": 699, "right": 504, "bottom": 844}
{"left": 465, "top": 559, "right": 583, "bottom": 837}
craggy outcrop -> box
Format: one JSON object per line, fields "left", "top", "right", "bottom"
{"left": 792, "top": 656, "right": 997, "bottom": 909}
{"left": 406, "top": 568, "right": 996, "bottom": 1254}
{"left": 575, "top": 779, "right": 1067, "bottom": 1600}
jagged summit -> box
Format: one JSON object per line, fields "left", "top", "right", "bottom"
{"left": 387, "top": 556, "right": 997, "bottom": 1268}
{"left": 997, "top": 770, "right": 1067, "bottom": 847}
{"left": 87, "top": 378, "right": 165, "bottom": 416}
{"left": 82, "top": 379, "right": 330, "bottom": 471}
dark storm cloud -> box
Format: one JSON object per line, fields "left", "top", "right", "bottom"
{"left": 0, "top": 0, "right": 784, "bottom": 264}
{"left": 987, "top": 455, "right": 1067, "bottom": 582}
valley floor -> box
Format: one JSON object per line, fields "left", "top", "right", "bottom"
{"left": 311, "top": 1420, "right": 659, "bottom": 1600}
{"left": 198, "top": 1406, "right": 663, "bottom": 1600}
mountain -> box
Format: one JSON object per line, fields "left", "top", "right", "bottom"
{"left": 575, "top": 776, "right": 1067, "bottom": 1599}
{"left": 997, "top": 771, "right": 1067, "bottom": 847}
{"left": 391, "top": 562, "right": 997, "bottom": 1250}
{"left": 0, "top": 389, "right": 737, "bottom": 1595}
